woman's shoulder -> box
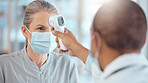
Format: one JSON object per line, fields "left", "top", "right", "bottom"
{"left": 0, "top": 49, "right": 23, "bottom": 66}
{"left": 50, "top": 52, "right": 77, "bottom": 66}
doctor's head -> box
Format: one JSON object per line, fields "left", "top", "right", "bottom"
{"left": 91, "top": 0, "right": 147, "bottom": 63}
{"left": 21, "top": 0, "right": 58, "bottom": 46}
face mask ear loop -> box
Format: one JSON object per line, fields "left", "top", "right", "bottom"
{"left": 96, "top": 32, "right": 102, "bottom": 56}
{"left": 25, "top": 26, "right": 32, "bottom": 45}
{"left": 94, "top": 32, "right": 102, "bottom": 66}
{"left": 25, "top": 26, "right": 32, "bottom": 34}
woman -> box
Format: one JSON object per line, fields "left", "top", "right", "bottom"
{"left": 0, "top": 0, "right": 78, "bottom": 83}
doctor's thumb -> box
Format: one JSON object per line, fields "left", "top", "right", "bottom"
{"left": 52, "top": 30, "right": 64, "bottom": 38}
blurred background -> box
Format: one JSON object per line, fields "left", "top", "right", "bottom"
{"left": 0, "top": 0, "right": 147, "bottom": 56}
{"left": 0, "top": 0, "right": 147, "bottom": 82}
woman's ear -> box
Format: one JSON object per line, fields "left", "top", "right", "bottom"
{"left": 21, "top": 25, "right": 28, "bottom": 38}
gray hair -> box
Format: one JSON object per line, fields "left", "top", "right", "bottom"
{"left": 23, "top": 0, "right": 58, "bottom": 46}
{"left": 23, "top": 0, "right": 58, "bottom": 28}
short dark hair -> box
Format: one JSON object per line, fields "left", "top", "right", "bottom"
{"left": 93, "top": 0, "right": 147, "bottom": 53}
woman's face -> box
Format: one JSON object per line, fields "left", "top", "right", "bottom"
{"left": 22, "top": 12, "right": 57, "bottom": 43}
{"left": 29, "top": 12, "right": 56, "bottom": 32}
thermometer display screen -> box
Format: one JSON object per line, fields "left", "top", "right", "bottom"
{"left": 58, "top": 16, "right": 65, "bottom": 26}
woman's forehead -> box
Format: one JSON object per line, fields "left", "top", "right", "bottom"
{"left": 30, "top": 12, "right": 56, "bottom": 28}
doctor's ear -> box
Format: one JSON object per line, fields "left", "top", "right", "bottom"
{"left": 94, "top": 32, "right": 102, "bottom": 51}
{"left": 91, "top": 32, "right": 99, "bottom": 57}
{"left": 141, "top": 37, "right": 147, "bottom": 49}
{"left": 21, "top": 25, "right": 29, "bottom": 38}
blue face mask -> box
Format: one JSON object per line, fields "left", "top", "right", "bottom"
{"left": 89, "top": 51, "right": 103, "bottom": 78}
{"left": 25, "top": 27, "right": 57, "bottom": 54}
{"left": 89, "top": 51, "right": 100, "bottom": 69}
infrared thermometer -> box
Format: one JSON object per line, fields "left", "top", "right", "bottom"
{"left": 49, "top": 15, "right": 67, "bottom": 50}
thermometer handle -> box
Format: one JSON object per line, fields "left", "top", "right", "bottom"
{"left": 54, "top": 27, "right": 67, "bottom": 50}
{"left": 59, "top": 38, "right": 67, "bottom": 50}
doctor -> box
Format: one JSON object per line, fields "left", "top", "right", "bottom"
{"left": 52, "top": 0, "right": 148, "bottom": 83}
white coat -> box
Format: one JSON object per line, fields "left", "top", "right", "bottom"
{"left": 85, "top": 53, "right": 148, "bottom": 83}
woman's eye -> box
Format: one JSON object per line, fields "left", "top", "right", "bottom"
{"left": 37, "top": 27, "right": 44, "bottom": 31}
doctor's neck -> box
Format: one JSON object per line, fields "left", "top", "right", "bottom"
{"left": 98, "top": 40, "right": 140, "bottom": 71}
{"left": 26, "top": 45, "right": 48, "bottom": 69}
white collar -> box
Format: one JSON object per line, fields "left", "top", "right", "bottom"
{"left": 99, "top": 53, "right": 148, "bottom": 79}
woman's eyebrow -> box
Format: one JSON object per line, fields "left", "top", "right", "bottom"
{"left": 36, "top": 24, "right": 46, "bottom": 27}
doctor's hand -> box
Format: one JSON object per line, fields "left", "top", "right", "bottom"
{"left": 52, "top": 28, "right": 89, "bottom": 63}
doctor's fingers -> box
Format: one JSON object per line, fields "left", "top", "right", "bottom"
{"left": 52, "top": 30, "right": 65, "bottom": 39}
{"left": 57, "top": 43, "right": 60, "bottom": 48}
{"left": 64, "top": 28, "right": 73, "bottom": 35}
{"left": 56, "top": 37, "right": 59, "bottom": 43}
{"left": 64, "top": 28, "right": 70, "bottom": 33}
{"left": 59, "top": 49, "right": 68, "bottom": 53}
